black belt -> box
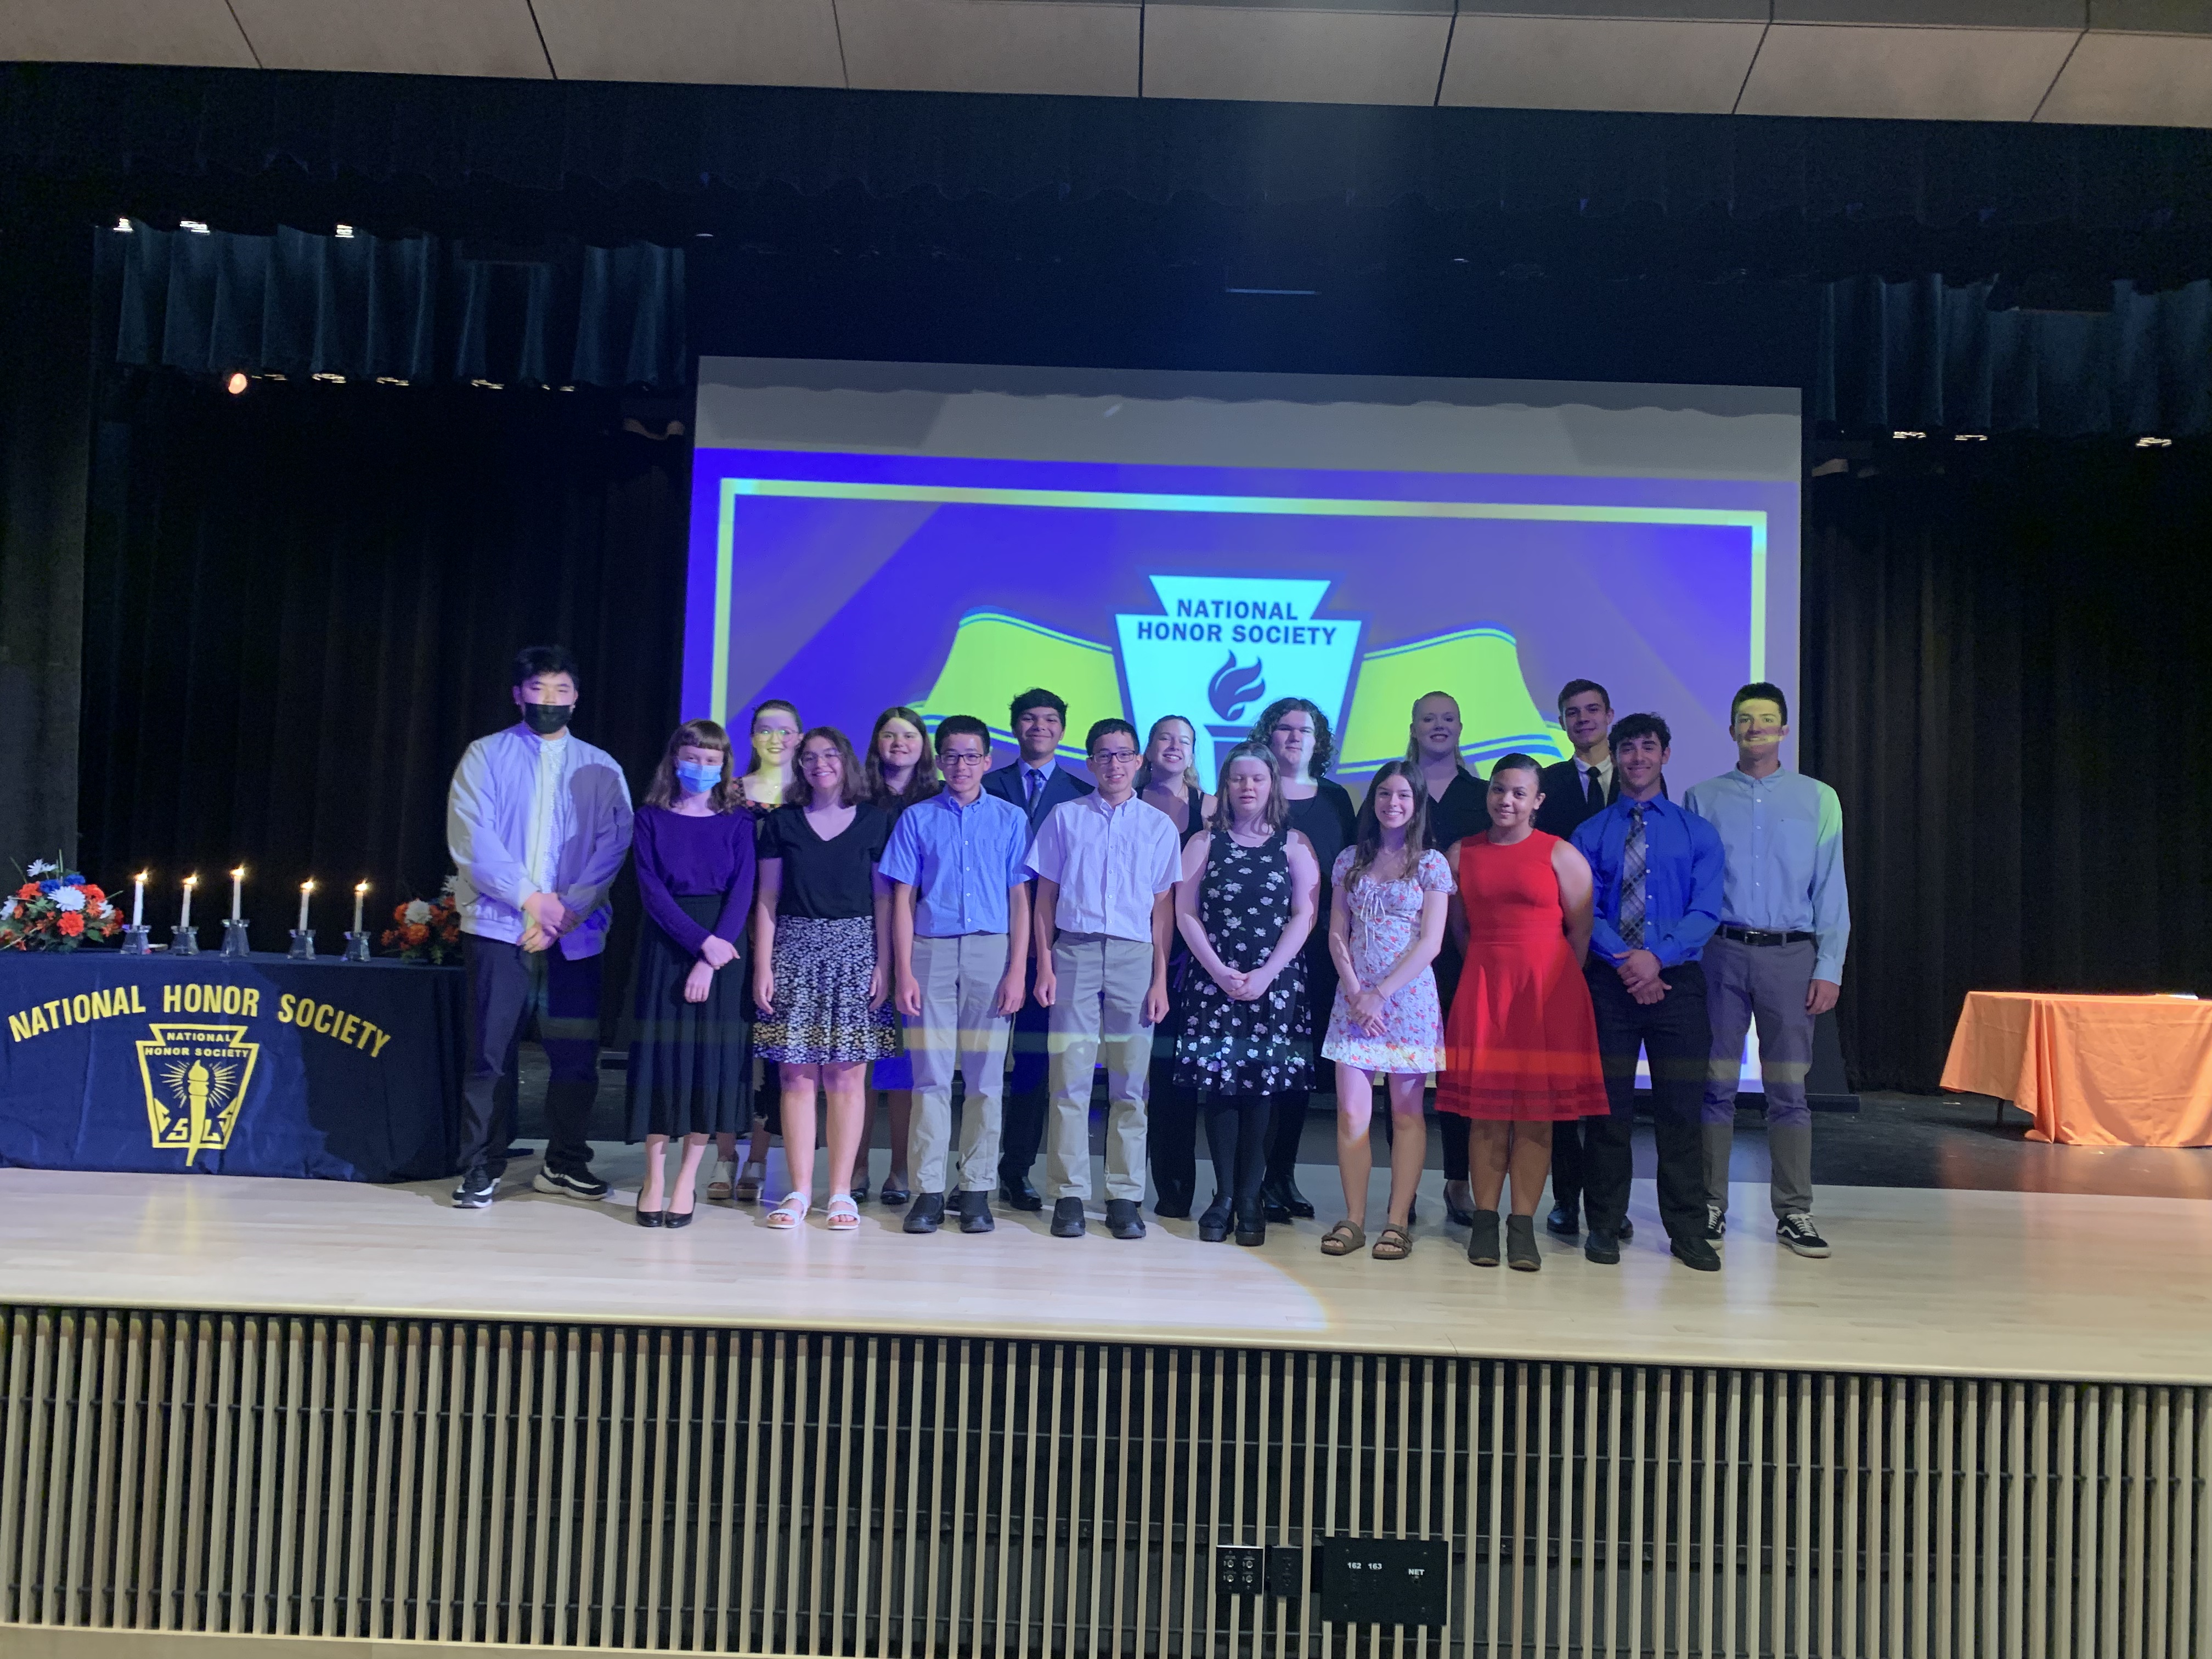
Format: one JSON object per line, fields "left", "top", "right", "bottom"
{"left": 1717, "top": 926, "right": 1815, "bottom": 946}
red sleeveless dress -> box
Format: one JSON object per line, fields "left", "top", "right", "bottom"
{"left": 1435, "top": 830, "right": 1607, "bottom": 1122}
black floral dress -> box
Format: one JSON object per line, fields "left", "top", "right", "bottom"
{"left": 1173, "top": 828, "right": 1312, "bottom": 1101}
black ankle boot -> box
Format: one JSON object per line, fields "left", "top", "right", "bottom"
{"left": 1198, "top": 1193, "right": 1233, "bottom": 1243}
{"left": 1234, "top": 1205, "right": 1267, "bottom": 1248}
{"left": 1466, "top": 1209, "right": 1502, "bottom": 1267}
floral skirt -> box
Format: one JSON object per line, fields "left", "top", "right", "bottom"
{"left": 754, "top": 914, "right": 899, "bottom": 1067}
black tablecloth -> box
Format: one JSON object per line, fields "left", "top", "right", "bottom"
{"left": 0, "top": 951, "right": 465, "bottom": 1182}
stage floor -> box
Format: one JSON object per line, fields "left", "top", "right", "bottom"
{"left": 3, "top": 1154, "right": 2208, "bottom": 1386}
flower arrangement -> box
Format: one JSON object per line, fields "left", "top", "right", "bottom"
{"left": 1, "top": 856, "right": 123, "bottom": 951}
{"left": 380, "top": 876, "right": 464, "bottom": 964}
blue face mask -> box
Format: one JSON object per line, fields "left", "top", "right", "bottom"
{"left": 675, "top": 762, "right": 722, "bottom": 796}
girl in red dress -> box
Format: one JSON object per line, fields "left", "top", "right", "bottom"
{"left": 1437, "top": 753, "right": 1608, "bottom": 1272}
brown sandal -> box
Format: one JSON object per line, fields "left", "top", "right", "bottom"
{"left": 1321, "top": 1220, "right": 1365, "bottom": 1256}
{"left": 1371, "top": 1223, "right": 1413, "bottom": 1261}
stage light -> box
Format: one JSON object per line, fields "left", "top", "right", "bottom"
{"left": 312, "top": 372, "right": 348, "bottom": 385}
{"left": 225, "top": 372, "right": 249, "bottom": 396}
{"left": 374, "top": 376, "right": 410, "bottom": 387}
{"left": 470, "top": 379, "right": 506, "bottom": 390}
{"left": 335, "top": 224, "right": 354, "bottom": 239}
{"left": 2136, "top": 435, "right": 2173, "bottom": 448}
{"left": 113, "top": 218, "right": 132, "bottom": 233}
{"left": 1954, "top": 433, "right": 1987, "bottom": 443}
{"left": 181, "top": 219, "right": 210, "bottom": 235}
{"left": 1891, "top": 430, "right": 1927, "bottom": 440}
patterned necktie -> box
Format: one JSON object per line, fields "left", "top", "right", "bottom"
{"left": 1026, "top": 769, "right": 1043, "bottom": 812}
{"left": 1620, "top": 803, "right": 1647, "bottom": 949}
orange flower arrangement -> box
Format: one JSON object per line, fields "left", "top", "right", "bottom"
{"left": 379, "top": 882, "right": 465, "bottom": 964}
{"left": 0, "top": 857, "right": 121, "bottom": 952}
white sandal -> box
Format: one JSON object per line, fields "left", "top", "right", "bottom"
{"left": 706, "top": 1159, "right": 735, "bottom": 1202}
{"left": 765, "top": 1193, "right": 809, "bottom": 1231}
{"left": 825, "top": 1193, "right": 860, "bottom": 1232}
{"left": 734, "top": 1160, "right": 766, "bottom": 1203}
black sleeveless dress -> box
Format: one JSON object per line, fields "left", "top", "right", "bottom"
{"left": 1172, "top": 827, "right": 1312, "bottom": 1101}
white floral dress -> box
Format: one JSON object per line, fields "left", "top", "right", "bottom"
{"left": 1322, "top": 847, "right": 1453, "bottom": 1074}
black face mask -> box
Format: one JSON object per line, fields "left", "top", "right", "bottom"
{"left": 521, "top": 702, "right": 575, "bottom": 736}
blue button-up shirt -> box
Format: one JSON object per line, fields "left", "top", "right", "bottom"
{"left": 1683, "top": 767, "right": 1851, "bottom": 984}
{"left": 1570, "top": 793, "right": 1723, "bottom": 969}
{"left": 879, "top": 789, "right": 1033, "bottom": 938}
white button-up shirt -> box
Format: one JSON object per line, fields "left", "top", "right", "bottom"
{"left": 523, "top": 733, "right": 565, "bottom": 894}
{"left": 1026, "top": 792, "right": 1182, "bottom": 943}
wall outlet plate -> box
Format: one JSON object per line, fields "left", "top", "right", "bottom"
{"left": 1318, "top": 1536, "right": 1449, "bottom": 1627}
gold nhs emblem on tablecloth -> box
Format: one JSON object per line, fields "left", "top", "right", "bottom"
{"left": 134, "top": 1022, "right": 261, "bottom": 1161}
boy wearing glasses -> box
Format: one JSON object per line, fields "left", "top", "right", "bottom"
{"left": 1027, "top": 719, "right": 1183, "bottom": 1240}
{"left": 882, "top": 715, "right": 1035, "bottom": 1236}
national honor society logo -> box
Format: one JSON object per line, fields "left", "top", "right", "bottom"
{"left": 135, "top": 1021, "right": 261, "bottom": 1162}
{"left": 1116, "top": 578, "right": 1363, "bottom": 772}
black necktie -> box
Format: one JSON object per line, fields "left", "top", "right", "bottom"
{"left": 1586, "top": 766, "right": 1604, "bottom": 810}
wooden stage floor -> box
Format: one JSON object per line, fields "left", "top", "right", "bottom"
{"left": 2, "top": 1157, "right": 2207, "bottom": 1386}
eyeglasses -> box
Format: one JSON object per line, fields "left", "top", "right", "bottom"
{"left": 1090, "top": 749, "right": 1141, "bottom": 764}
{"left": 940, "top": 751, "right": 991, "bottom": 766}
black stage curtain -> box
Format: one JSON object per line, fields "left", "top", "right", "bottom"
{"left": 101, "top": 221, "right": 688, "bottom": 390}
{"left": 1804, "top": 438, "right": 2212, "bottom": 1092}
{"left": 9, "top": 62, "right": 2212, "bottom": 227}
{"left": 1818, "top": 275, "right": 2212, "bottom": 439}
{"left": 78, "top": 371, "right": 689, "bottom": 1029}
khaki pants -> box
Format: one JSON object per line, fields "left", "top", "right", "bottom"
{"left": 906, "top": 932, "right": 1015, "bottom": 1194}
{"left": 1044, "top": 932, "right": 1156, "bottom": 1203}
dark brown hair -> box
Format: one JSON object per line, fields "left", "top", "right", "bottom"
{"left": 1346, "top": 760, "right": 1432, "bottom": 892}
{"left": 643, "top": 719, "right": 741, "bottom": 812}
{"left": 789, "top": 726, "right": 864, "bottom": 809}
{"left": 862, "top": 706, "right": 940, "bottom": 814}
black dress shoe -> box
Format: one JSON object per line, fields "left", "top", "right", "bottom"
{"left": 1049, "top": 1196, "right": 1087, "bottom": 1238}
{"left": 879, "top": 1176, "right": 912, "bottom": 1206}
{"left": 957, "top": 1190, "right": 995, "bottom": 1234}
{"left": 1584, "top": 1230, "right": 1620, "bottom": 1265}
{"left": 904, "top": 1193, "right": 946, "bottom": 1234}
{"left": 664, "top": 1204, "right": 694, "bottom": 1231}
{"left": 1233, "top": 1206, "right": 1267, "bottom": 1248}
{"left": 1619, "top": 1218, "right": 1635, "bottom": 1242}
{"left": 1001, "top": 1171, "right": 1044, "bottom": 1212}
{"left": 1261, "top": 1177, "right": 1314, "bottom": 1222}
{"left": 851, "top": 1176, "right": 871, "bottom": 1205}
{"left": 1153, "top": 1179, "right": 1193, "bottom": 1220}
{"left": 1198, "top": 1194, "right": 1233, "bottom": 1243}
{"left": 1443, "top": 1181, "right": 1476, "bottom": 1227}
{"left": 635, "top": 1205, "right": 665, "bottom": 1228}
{"left": 1546, "top": 1204, "right": 1579, "bottom": 1238}
{"left": 1671, "top": 1237, "right": 1722, "bottom": 1272}
{"left": 1105, "top": 1199, "right": 1145, "bottom": 1240}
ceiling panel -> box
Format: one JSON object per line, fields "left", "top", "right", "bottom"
{"left": 1143, "top": 6, "right": 1453, "bottom": 105}
{"left": 2037, "top": 30, "right": 2212, "bottom": 126}
{"left": 228, "top": 0, "right": 552, "bottom": 78}
{"left": 533, "top": 0, "right": 844, "bottom": 87}
{"left": 839, "top": 0, "right": 1139, "bottom": 96}
{"left": 1737, "top": 22, "right": 2079, "bottom": 121}
{"left": 1440, "top": 15, "right": 1766, "bottom": 114}
{"left": 0, "top": 0, "right": 256, "bottom": 67}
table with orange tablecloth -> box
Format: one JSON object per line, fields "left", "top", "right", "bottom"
{"left": 1940, "top": 991, "right": 2212, "bottom": 1147}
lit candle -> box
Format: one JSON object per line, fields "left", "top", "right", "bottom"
{"left": 230, "top": 866, "right": 245, "bottom": 923}
{"left": 297, "top": 879, "right": 315, "bottom": 933}
{"left": 180, "top": 874, "right": 197, "bottom": 931}
{"left": 132, "top": 871, "right": 147, "bottom": 928}
{"left": 353, "top": 881, "right": 369, "bottom": 933}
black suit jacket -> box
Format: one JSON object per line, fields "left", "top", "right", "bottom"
{"left": 1531, "top": 758, "right": 1667, "bottom": 839}
{"left": 984, "top": 758, "right": 1094, "bottom": 840}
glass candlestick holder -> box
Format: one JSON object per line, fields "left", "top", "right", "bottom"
{"left": 342, "top": 930, "right": 373, "bottom": 963}
{"left": 170, "top": 924, "right": 200, "bottom": 956}
{"left": 287, "top": 928, "right": 318, "bottom": 962}
{"left": 120, "top": 924, "right": 153, "bottom": 955}
{"left": 220, "top": 919, "right": 252, "bottom": 958}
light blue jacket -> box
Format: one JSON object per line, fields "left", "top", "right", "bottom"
{"left": 445, "top": 723, "right": 634, "bottom": 960}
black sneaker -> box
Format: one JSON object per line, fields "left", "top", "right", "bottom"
{"left": 453, "top": 1167, "right": 496, "bottom": 1209}
{"left": 1704, "top": 1202, "right": 1726, "bottom": 1242}
{"left": 1049, "top": 1196, "right": 1087, "bottom": 1238}
{"left": 1776, "top": 1214, "right": 1831, "bottom": 1257}
{"left": 904, "top": 1193, "right": 946, "bottom": 1234}
{"left": 1545, "top": 1204, "right": 1579, "bottom": 1238}
{"left": 1105, "top": 1199, "right": 1145, "bottom": 1240}
{"left": 1584, "top": 1230, "right": 1620, "bottom": 1265}
{"left": 957, "top": 1191, "right": 996, "bottom": 1234}
{"left": 533, "top": 1167, "right": 611, "bottom": 1201}
{"left": 1671, "top": 1238, "right": 1722, "bottom": 1272}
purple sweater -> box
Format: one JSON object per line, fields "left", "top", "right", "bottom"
{"left": 633, "top": 805, "right": 756, "bottom": 960}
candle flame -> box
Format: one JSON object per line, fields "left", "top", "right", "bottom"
{"left": 136, "top": 870, "right": 149, "bottom": 882}
{"left": 230, "top": 866, "right": 245, "bottom": 879}
{"left": 355, "top": 881, "right": 370, "bottom": 895}
{"left": 184, "top": 874, "right": 199, "bottom": 887}
{"left": 302, "top": 879, "right": 316, "bottom": 893}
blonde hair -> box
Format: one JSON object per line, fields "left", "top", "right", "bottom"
{"left": 1137, "top": 714, "right": 1202, "bottom": 795}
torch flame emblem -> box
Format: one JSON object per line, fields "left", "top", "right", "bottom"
{"left": 1207, "top": 653, "right": 1266, "bottom": 723}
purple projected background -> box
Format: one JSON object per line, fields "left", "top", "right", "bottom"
{"left": 683, "top": 448, "right": 1797, "bottom": 793}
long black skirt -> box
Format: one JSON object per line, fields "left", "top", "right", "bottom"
{"left": 625, "top": 895, "right": 754, "bottom": 1140}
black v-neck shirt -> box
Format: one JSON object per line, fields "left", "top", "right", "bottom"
{"left": 758, "top": 802, "right": 890, "bottom": 919}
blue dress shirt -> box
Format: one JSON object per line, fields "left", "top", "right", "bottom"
{"left": 1683, "top": 767, "right": 1851, "bottom": 984}
{"left": 878, "top": 789, "right": 1034, "bottom": 938}
{"left": 1570, "top": 793, "right": 1724, "bottom": 969}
